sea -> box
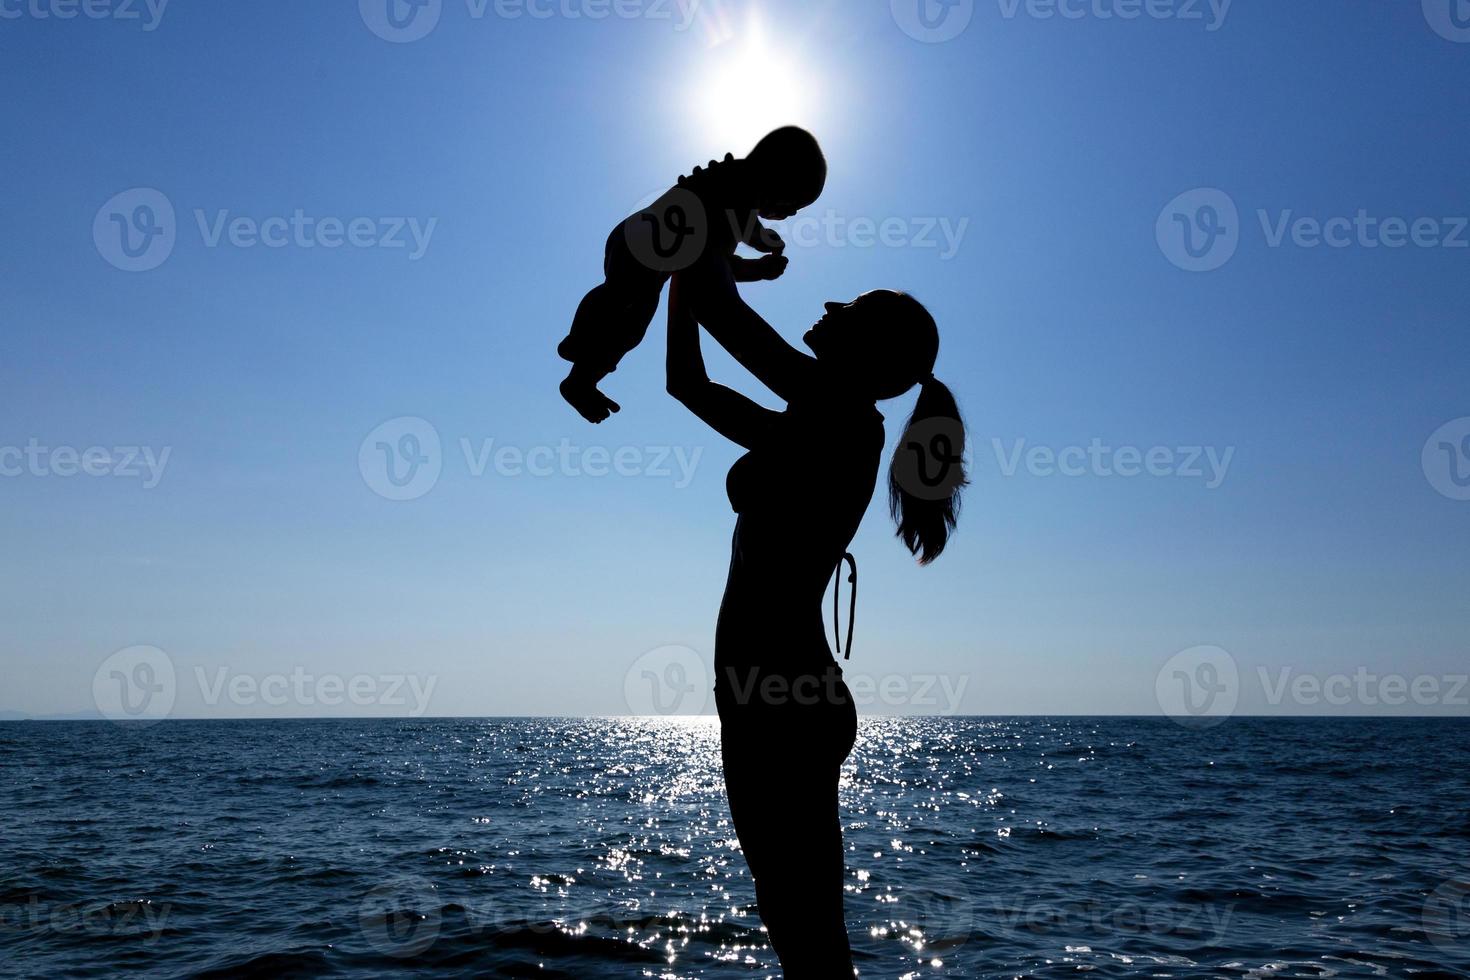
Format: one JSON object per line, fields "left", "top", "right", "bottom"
{"left": 2, "top": 717, "right": 1468, "bottom": 978}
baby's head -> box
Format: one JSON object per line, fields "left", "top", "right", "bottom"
{"left": 746, "top": 126, "right": 826, "bottom": 220}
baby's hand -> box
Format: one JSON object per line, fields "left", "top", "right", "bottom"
{"left": 750, "top": 253, "right": 789, "bottom": 281}
{"left": 747, "top": 225, "right": 785, "bottom": 254}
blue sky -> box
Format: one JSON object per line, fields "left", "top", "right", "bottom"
{"left": 1, "top": 0, "right": 1467, "bottom": 719}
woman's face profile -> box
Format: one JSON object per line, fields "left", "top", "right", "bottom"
{"left": 803, "top": 292, "right": 899, "bottom": 361}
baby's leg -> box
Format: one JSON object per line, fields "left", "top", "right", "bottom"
{"left": 559, "top": 277, "right": 664, "bottom": 424}
{"left": 560, "top": 221, "right": 668, "bottom": 370}
{"left": 559, "top": 283, "right": 624, "bottom": 424}
{"left": 601, "top": 278, "right": 663, "bottom": 367}
{"left": 558, "top": 282, "right": 621, "bottom": 371}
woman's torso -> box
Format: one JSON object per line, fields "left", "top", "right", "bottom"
{"left": 715, "top": 400, "right": 885, "bottom": 683}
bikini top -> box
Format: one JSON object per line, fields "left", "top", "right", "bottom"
{"left": 724, "top": 403, "right": 884, "bottom": 515}
{"left": 724, "top": 403, "right": 884, "bottom": 659}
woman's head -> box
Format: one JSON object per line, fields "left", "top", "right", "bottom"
{"left": 803, "top": 290, "right": 938, "bottom": 400}
{"left": 803, "top": 290, "right": 968, "bottom": 564}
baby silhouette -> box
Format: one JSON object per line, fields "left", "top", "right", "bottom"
{"left": 558, "top": 127, "right": 827, "bottom": 423}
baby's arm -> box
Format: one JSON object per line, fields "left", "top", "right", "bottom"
{"left": 739, "top": 217, "right": 785, "bottom": 255}
{"left": 729, "top": 253, "right": 789, "bottom": 282}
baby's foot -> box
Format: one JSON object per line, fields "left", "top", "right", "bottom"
{"left": 560, "top": 374, "right": 621, "bottom": 424}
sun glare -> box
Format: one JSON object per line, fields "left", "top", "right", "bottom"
{"left": 691, "top": 17, "right": 823, "bottom": 157}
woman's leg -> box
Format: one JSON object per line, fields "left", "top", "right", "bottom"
{"left": 722, "top": 721, "right": 854, "bottom": 978}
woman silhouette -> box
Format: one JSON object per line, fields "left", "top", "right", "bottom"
{"left": 666, "top": 257, "right": 968, "bottom": 976}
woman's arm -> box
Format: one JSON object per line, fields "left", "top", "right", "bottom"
{"left": 666, "top": 273, "right": 781, "bottom": 450}
{"left": 682, "top": 252, "right": 818, "bottom": 404}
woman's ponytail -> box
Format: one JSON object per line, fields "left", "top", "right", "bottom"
{"left": 887, "top": 376, "right": 968, "bottom": 565}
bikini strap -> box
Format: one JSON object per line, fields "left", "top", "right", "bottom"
{"left": 831, "top": 552, "right": 858, "bottom": 660}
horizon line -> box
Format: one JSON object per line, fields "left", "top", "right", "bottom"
{"left": 4, "top": 713, "right": 1470, "bottom": 722}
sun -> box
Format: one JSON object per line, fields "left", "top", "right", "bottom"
{"left": 691, "top": 16, "right": 824, "bottom": 157}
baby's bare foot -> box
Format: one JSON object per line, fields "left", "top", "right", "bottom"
{"left": 560, "top": 375, "right": 621, "bottom": 424}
